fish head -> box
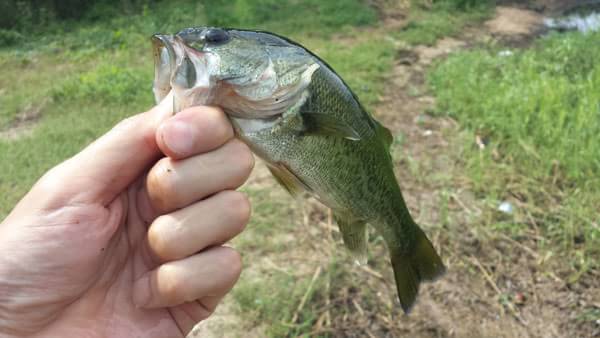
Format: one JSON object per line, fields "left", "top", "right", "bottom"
{"left": 152, "top": 27, "right": 319, "bottom": 119}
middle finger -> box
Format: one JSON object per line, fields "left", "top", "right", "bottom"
{"left": 146, "top": 139, "right": 254, "bottom": 214}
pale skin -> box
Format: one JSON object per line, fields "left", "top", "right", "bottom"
{"left": 0, "top": 94, "right": 255, "bottom": 337}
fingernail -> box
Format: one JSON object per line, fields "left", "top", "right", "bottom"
{"left": 162, "top": 120, "right": 195, "bottom": 155}
{"left": 132, "top": 276, "right": 151, "bottom": 308}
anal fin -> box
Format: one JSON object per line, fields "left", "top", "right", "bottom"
{"left": 334, "top": 214, "right": 368, "bottom": 265}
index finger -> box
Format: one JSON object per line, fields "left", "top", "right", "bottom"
{"left": 156, "top": 106, "right": 234, "bottom": 160}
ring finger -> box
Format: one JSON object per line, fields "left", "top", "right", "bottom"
{"left": 146, "top": 190, "right": 250, "bottom": 263}
{"left": 132, "top": 246, "right": 242, "bottom": 309}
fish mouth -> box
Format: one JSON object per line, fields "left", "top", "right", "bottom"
{"left": 152, "top": 33, "right": 214, "bottom": 111}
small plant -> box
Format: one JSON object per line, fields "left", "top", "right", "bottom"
{"left": 434, "top": 0, "right": 493, "bottom": 10}
{"left": 0, "top": 29, "right": 23, "bottom": 47}
{"left": 52, "top": 65, "right": 148, "bottom": 103}
{"left": 398, "top": 0, "right": 493, "bottom": 45}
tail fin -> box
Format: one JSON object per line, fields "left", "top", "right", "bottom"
{"left": 391, "top": 225, "right": 445, "bottom": 313}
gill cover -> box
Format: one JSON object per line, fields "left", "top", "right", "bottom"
{"left": 151, "top": 28, "right": 320, "bottom": 119}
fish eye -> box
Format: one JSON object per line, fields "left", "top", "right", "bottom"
{"left": 204, "top": 29, "right": 230, "bottom": 44}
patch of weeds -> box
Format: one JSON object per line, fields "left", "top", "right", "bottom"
{"left": 430, "top": 31, "right": 600, "bottom": 184}
{"left": 233, "top": 270, "right": 320, "bottom": 337}
{"left": 53, "top": 64, "right": 150, "bottom": 104}
{"left": 205, "top": 0, "right": 377, "bottom": 36}
{"left": 428, "top": 30, "right": 600, "bottom": 271}
{"left": 0, "top": 29, "right": 22, "bottom": 47}
{"left": 235, "top": 186, "right": 296, "bottom": 254}
{"left": 576, "top": 307, "right": 600, "bottom": 325}
{"left": 232, "top": 255, "right": 382, "bottom": 337}
{"left": 0, "top": 53, "right": 76, "bottom": 126}
{"left": 6, "top": 0, "right": 377, "bottom": 54}
{"left": 397, "top": 0, "right": 493, "bottom": 45}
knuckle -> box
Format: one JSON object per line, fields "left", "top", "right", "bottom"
{"left": 229, "top": 140, "right": 255, "bottom": 175}
{"left": 197, "top": 301, "right": 216, "bottom": 321}
{"left": 158, "top": 265, "right": 185, "bottom": 304}
{"left": 204, "top": 107, "right": 232, "bottom": 141}
{"left": 219, "top": 248, "right": 243, "bottom": 283}
{"left": 147, "top": 158, "right": 181, "bottom": 211}
{"left": 222, "top": 191, "right": 251, "bottom": 231}
{"left": 148, "top": 215, "right": 176, "bottom": 260}
{"left": 187, "top": 106, "right": 232, "bottom": 141}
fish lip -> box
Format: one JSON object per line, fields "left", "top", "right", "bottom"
{"left": 152, "top": 34, "right": 176, "bottom": 65}
{"left": 152, "top": 32, "right": 217, "bottom": 111}
{"left": 152, "top": 34, "right": 177, "bottom": 102}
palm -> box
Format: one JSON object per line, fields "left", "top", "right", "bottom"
{"left": 18, "top": 185, "right": 189, "bottom": 338}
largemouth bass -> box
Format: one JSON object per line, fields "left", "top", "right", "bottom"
{"left": 151, "top": 27, "right": 445, "bottom": 312}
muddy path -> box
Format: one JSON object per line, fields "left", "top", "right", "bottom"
{"left": 191, "top": 4, "right": 599, "bottom": 338}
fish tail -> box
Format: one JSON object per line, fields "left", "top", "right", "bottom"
{"left": 390, "top": 224, "right": 445, "bottom": 313}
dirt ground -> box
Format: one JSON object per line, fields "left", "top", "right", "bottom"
{"left": 368, "top": 6, "right": 598, "bottom": 337}
{"left": 191, "top": 3, "right": 600, "bottom": 338}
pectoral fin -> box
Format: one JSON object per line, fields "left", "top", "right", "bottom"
{"left": 266, "top": 163, "right": 311, "bottom": 198}
{"left": 300, "top": 112, "right": 361, "bottom": 141}
{"left": 334, "top": 214, "right": 368, "bottom": 265}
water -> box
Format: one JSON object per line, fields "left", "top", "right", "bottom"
{"left": 544, "top": 11, "right": 600, "bottom": 33}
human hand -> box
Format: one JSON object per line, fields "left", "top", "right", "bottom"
{"left": 0, "top": 93, "right": 254, "bottom": 337}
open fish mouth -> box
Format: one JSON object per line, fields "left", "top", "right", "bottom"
{"left": 151, "top": 33, "right": 216, "bottom": 111}
{"left": 151, "top": 34, "right": 175, "bottom": 103}
{"left": 151, "top": 27, "right": 319, "bottom": 120}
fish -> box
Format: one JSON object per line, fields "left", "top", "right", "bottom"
{"left": 151, "top": 27, "right": 445, "bottom": 312}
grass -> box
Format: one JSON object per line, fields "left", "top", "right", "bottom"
{"left": 396, "top": 0, "right": 493, "bottom": 45}
{"left": 233, "top": 187, "right": 400, "bottom": 337}
{"left": 204, "top": 0, "right": 376, "bottom": 36}
{"left": 428, "top": 30, "right": 600, "bottom": 274}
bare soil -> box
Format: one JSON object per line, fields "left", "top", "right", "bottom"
{"left": 0, "top": 101, "right": 45, "bottom": 141}
{"left": 191, "top": 3, "right": 600, "bottom": 338}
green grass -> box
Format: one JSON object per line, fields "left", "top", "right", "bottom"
{"left": 234, "top": 188, "right": 396, "bottom": 337}
{"left": 428, "top": 30, "right": 600, "bottom": 273}
{"left": 204, "top": 0, "right": 376, "bottom": 36}
{"left": 231, "top": 185, "right": 320, "bottom": 335}
{"left": 397, "top": 0, "right": 493, "bottom": 45}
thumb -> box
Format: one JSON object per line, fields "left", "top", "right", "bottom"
{"left": 37, "top": 92, "right": 175, "bottom": 207}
